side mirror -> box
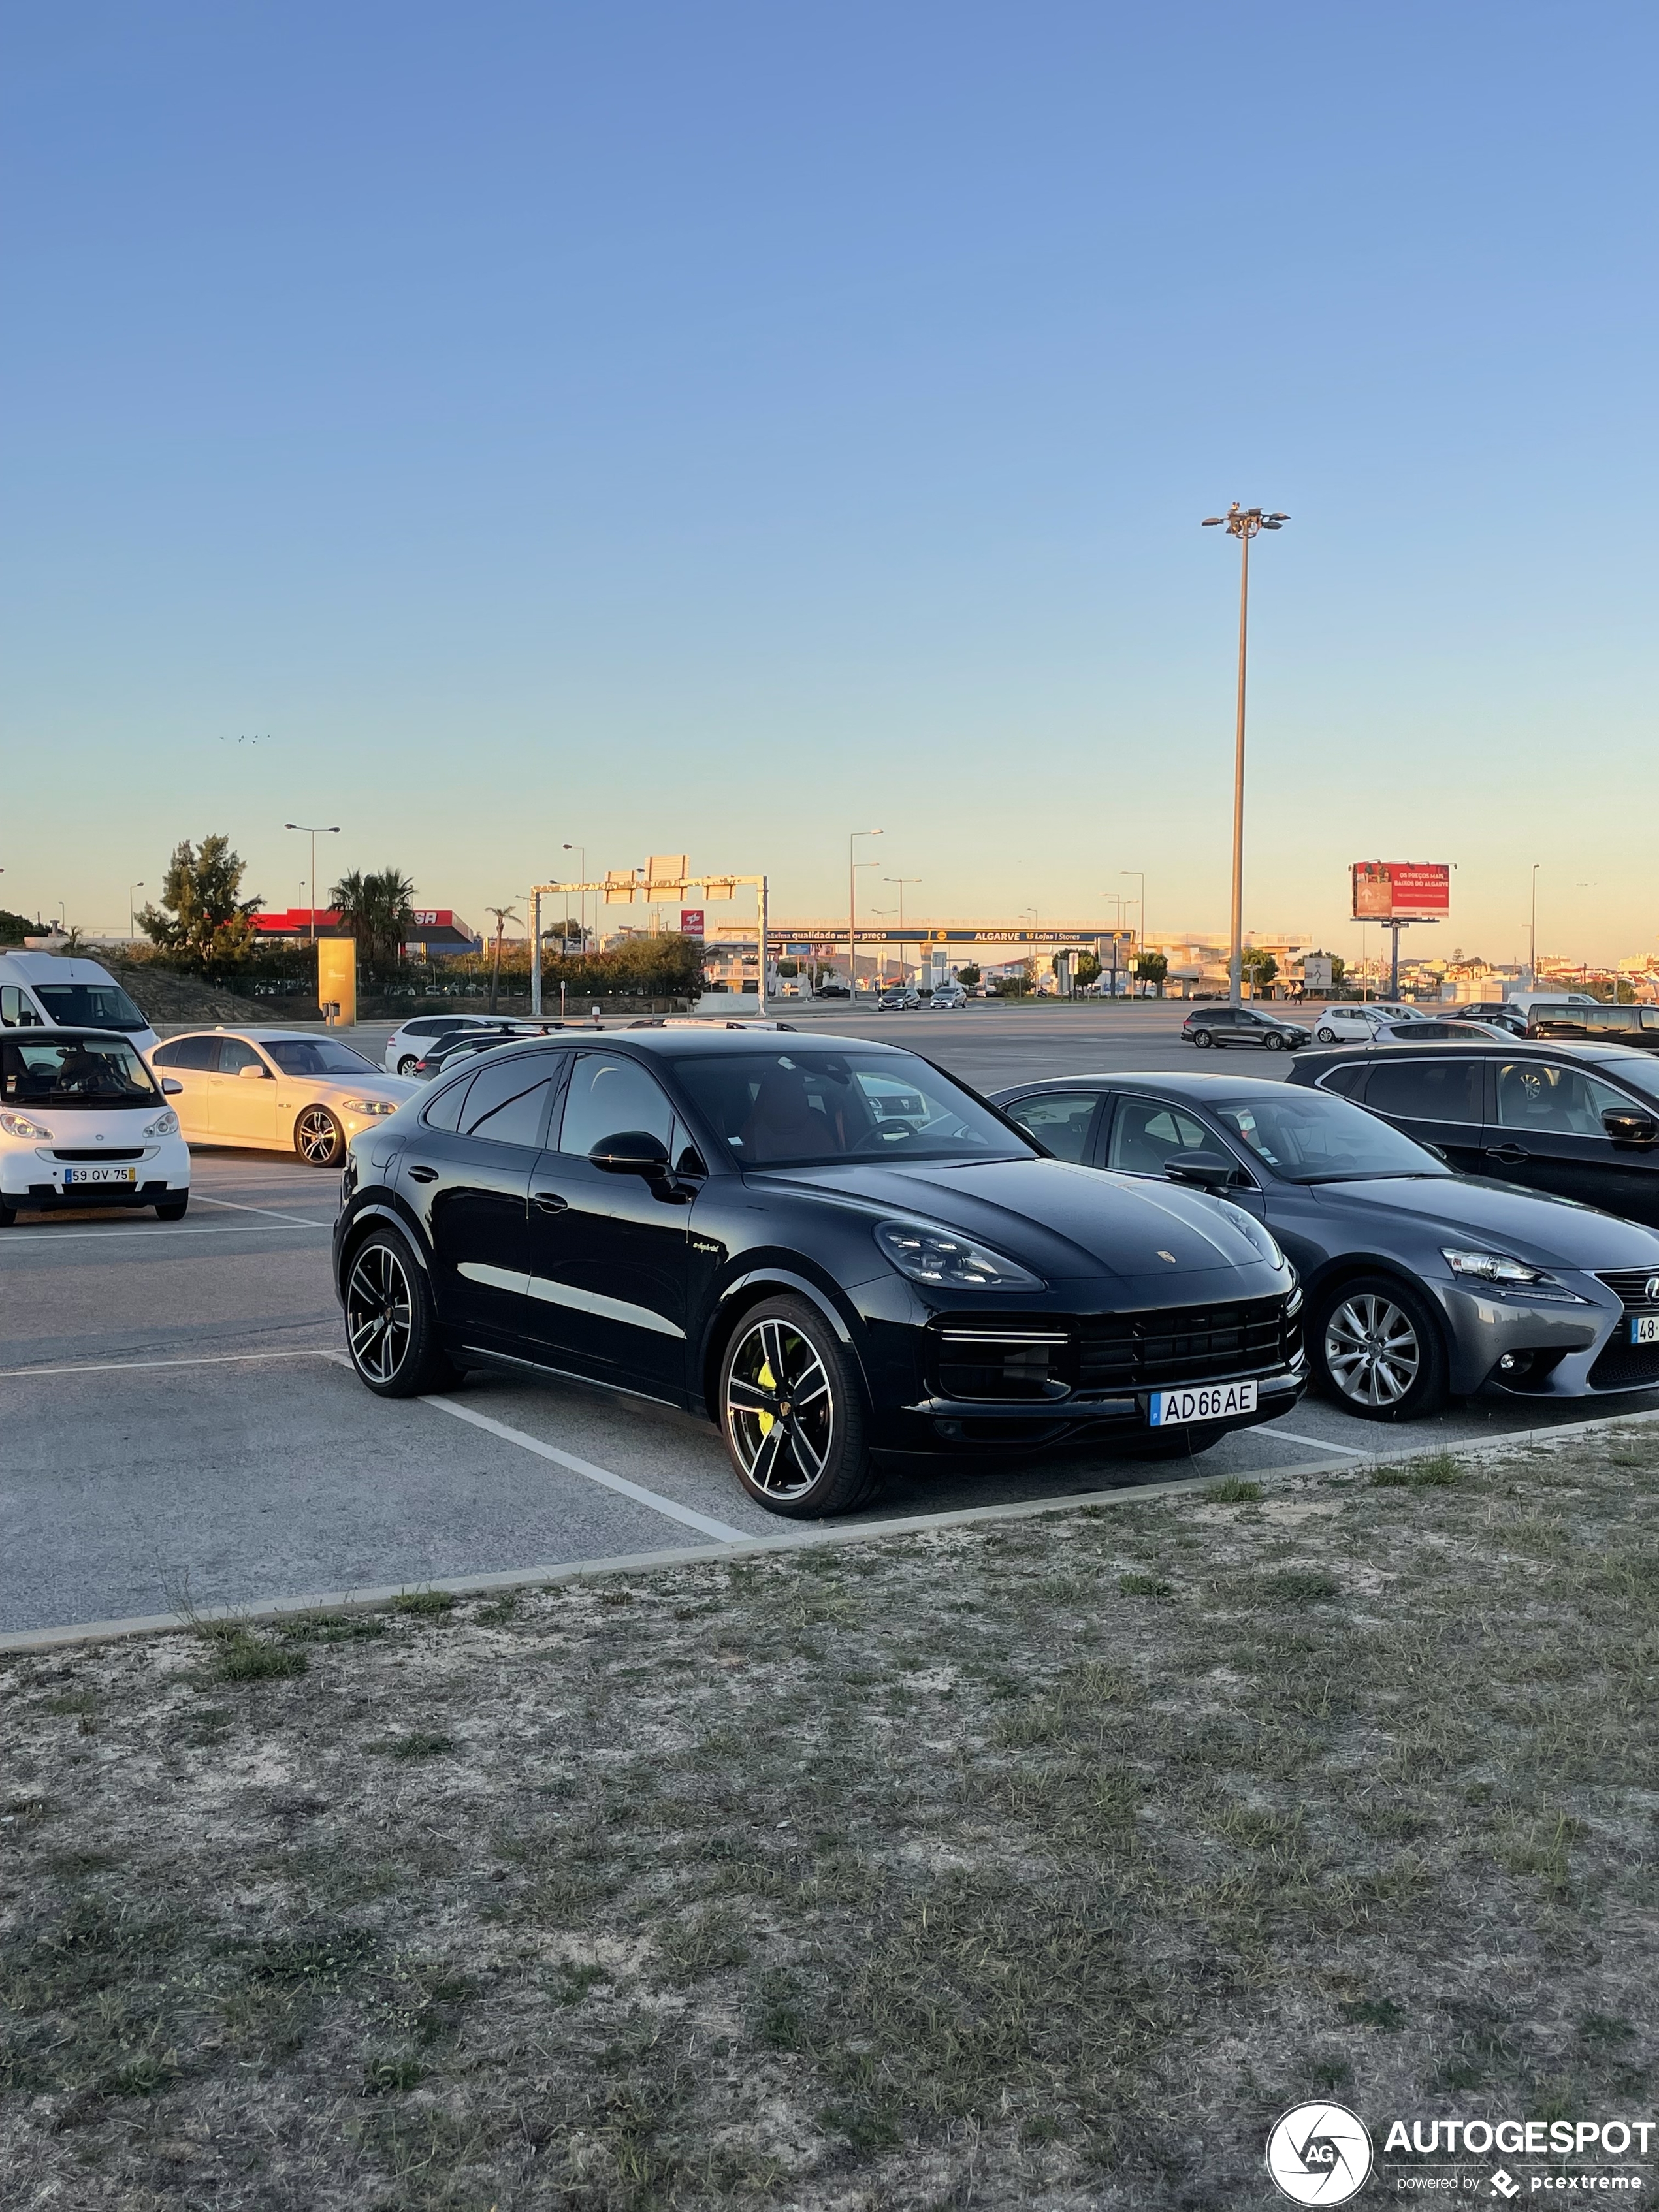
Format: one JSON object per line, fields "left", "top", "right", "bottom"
{"left": 589, "top": 1130, "right": 671, "bottom": 1177}
{"left": 160, "top": 1076, "right": 183, "bottom": 1095}
{"left": 238, "top": 1063, "right": 270, "bottom": 1081}
{"left": 1603, "top": 1108, "right": 1659, "bottom": 1146}
{"left": 1163, "top": 1149, "right": 1240, "bottom": 1191}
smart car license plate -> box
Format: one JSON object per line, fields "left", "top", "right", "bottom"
{"left": 1148, "top": 1378, "right": 1258, "bottom": 1427}
{"left": 61, "top": 1166, "right": 137, "bottom": 1186}
{"left": 1632, "top": 1315, "right": 1659, "bottom": 1346}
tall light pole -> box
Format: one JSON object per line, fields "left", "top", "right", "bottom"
{"left": 563, "top": 843, "right": 586, "bottom": 957}
{"left": 1202, "top": 504, "right": 1289, "bottom": 1002}
{"left": 1530, "top": 863, "right": 1540, "bottom": 984}
{"left": 1120, "top": 869, "right": 1145, "bottom": 987}
{"left": 284, "top": 824, "right": 340, "bottom": 945}
{"left": 849, "top": 829, "right": 882, "bottom": 993}
{"left": 129, "top": 883, "right": 144, "bottom": 941}
{"left": 885, "top": 876, "right": 920, "bottom": 982}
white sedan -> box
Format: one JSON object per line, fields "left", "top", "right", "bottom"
{"left": 148, "top": 1029, "right": 417, "bottom": 1167}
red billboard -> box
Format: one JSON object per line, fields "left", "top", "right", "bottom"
{"left": 1351, "top": 863, "right": 1451, "bottom": 923}
{"left": 680, "top": 908, "right": 705, "bottom": 936}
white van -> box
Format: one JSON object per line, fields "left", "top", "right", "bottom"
{"left": 1504, "top": 991, "right": 1598, "bottom": 1019}
{"left": 0, "top": 951, "right": 159, "bottom": 1054}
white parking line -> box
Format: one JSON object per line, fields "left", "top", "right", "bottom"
{"left": 0, "top": 1349, "right": 340, "bottom": 1380}
{"left": 0, "top": 1222, "right": 330, "bottom": 1244}
{"left": 1260, "top": 1426, "right": 1367, "bottom": 1456}
{"left": 191, "top": 1194, "right": 338, "bottom": 1226}
{"left": 421, "top": 1394, "right": 752, "bottom": 1545}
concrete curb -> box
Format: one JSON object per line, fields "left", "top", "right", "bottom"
{"left": 5, "top": 1404, "right": 1656, "bottom": 1656}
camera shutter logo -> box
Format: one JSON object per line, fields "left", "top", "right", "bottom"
{"left": 1265, "top": 2102, "right": 1374, "bottom": 2205}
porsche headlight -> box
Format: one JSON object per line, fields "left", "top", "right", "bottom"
{"left": 341, "top": 1097, "right": 397, "bottom": 1117}
{"left": 142, "top": 1109, "right": 180, "bottom": 1137}
{"left": 875, "top": 1221, "right": 1044, "bottom": 1290}
{"left": 0, "top": 1111, "right": 52, "bottom": 1140}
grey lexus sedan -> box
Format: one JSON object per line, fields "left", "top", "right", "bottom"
{"left": 991, "top": 1070, "right": 1659, "bottom": 1422}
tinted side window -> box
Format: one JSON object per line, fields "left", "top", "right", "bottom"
{"left": 1496, "top": 1062, "right": 1636, "bottom": 1136}
{"left": 217, "top": 1038, "right": 266, "bottom": 1074}
{"left": 558, "top": 1055, "right": 675, "bottom": 1156}
{"left": 422, "top": 1073, "right": 475, "bottom": 1132}
{"left": 155, "top": 1034, "right": 221, "bottom": 1070}
{"left": 1108, "top": 1097, "right": 1212, "bottom": 1173}
{"left": 459, "top": 1057, "right": 557, "bottom": 1148}
{"left": 1315, "top": 1063, "right": 1370, "bottom": 1098}
{"left": 1364, "top": 1059, "right": 1482, "bottom": 1123}
{"left": 1003, "top": 1092, "right": 1101, "bottom": 1164}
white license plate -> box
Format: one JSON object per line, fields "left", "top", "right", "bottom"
{"left": 1632, "top": 1315, "right": 1659, "bottom": 1346}
{"left": 61, "top": 1165, "right": 137, "bottom": 1186}
{"left": 1149, "top": 1377, "right": 1259, "bottom": 1427}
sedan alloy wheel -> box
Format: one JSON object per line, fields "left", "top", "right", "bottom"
{"left": 295, "top": 1106, "right": 345, "bottom": 1166}
{"left": 1315, "top": 1275, "right": 1447, "bottom": 1420}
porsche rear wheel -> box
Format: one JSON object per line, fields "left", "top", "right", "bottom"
{"left": 344, "top": 1228, "right": 459, "bottom": 1396}
{"left": 720, "top": 1297, "right": 875, "bottom": 1518}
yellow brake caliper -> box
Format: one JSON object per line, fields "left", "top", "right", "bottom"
{"left": 756, "top": 1356, "right": 775, "bottom": 1435}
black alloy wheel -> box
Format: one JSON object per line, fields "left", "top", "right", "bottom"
{"left": 720, "top": 1296, "right": 875, "bottom": 1517}
{"left": 295, "top": 1106, "right": 346, "bottom": 1167}
{"left": 344, "top": 1228, "right": 459, "bottom": 1396}
{"left": 1312, "top": 1274, "right": 1448, "bottom": 1421}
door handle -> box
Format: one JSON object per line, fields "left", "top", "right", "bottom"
{"left": 532, "top": 1191, "right": 568, "bottom": 1214}
{"left": 407, "top": 1164, "right": 438, "bottom": 1184}
{"left": 1485, "top": 1144, "right": 1528, "bottom": 1164}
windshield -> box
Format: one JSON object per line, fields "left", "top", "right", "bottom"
{"left": 671, "top": 1048, "right": 1031, "bottom": 1168}
{"left": 1212, "top": 1091, "right": 1447, "bottom": 1182}
{"left": 32, "top": 982, "right": 148, "bottom": 1032}
{"left": 1594, "top": 1055, "right": 1659, "bottom": 1104}
{"left": 1, "top": 1034, "right": 158, "bottom": 1108}
{"left": 263, "top": 1039, "right": 378, "bottom": 1077}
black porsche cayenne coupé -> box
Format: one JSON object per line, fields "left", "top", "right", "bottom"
{"left": 334, "top": 1031, "right": 1306, "bottom": 1514}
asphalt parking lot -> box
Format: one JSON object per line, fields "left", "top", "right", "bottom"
{"left": 5, "top": 1002, "right": 1655, "bottom": 1639}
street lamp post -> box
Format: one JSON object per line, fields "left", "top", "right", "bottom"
{"left": 1530, "top": 863, "right": 1540, "bottom": 984}
{"left": 1202, "top": 504, "right": 1289, "bottom": 1002}
{"left": 284, "top": 824, "right": 340, "bottom": 944}
{"left": 884, "top": 877, "right": 920, "bottom": 983}
{"left": 1120, "top": 869, "right": 1144, "bottom": 991}
{"left": 129, "top": 883, "right": 145, "bottom": 941}
{"left": 848, "top": 830, "right": 882, "bottom": 993}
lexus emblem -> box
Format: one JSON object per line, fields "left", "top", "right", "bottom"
{"left": 1647, "top": 1276, "right": 1659, "bottom": 1304}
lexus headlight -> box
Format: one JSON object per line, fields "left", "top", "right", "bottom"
{"left": 875, "top": 1221, "right": 1044, "bottom": 1290}
{"left": 341, "top": 1097, "right": 397, "bottom": 1117}
{"left": 0, "top": 1110, "right": 52, "bottom": 1140}
{"left": 1442, "top": 1247, "right": 1549, "bottom": 1287}
{"left": 142, "top": 1109, "right": 180, "bottom": 1137}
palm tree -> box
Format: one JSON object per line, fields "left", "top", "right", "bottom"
{"left": 329, "top": 868, "right": 417, "bottom": 968}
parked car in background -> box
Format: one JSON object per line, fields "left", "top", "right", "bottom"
{"left": 877, "top": 986, "right": 923, "bottom": 1011}
{"left": 2, "top": 1028, "right": 189, "bottom": 1225}
{"left": 1372, "top": 1018, "right": 1515, "bottom": 1043}
{"left": 929, "top": 982, "right": 968, "bottom": 1009}
{"left": 383, "top": 1012, "right": 568, "bottom": 1075}
{"left": 1181, "top": 1004, "right": 1313, "bottom": 1053}
{"left": 1504, "top": 993, "right": 1598, "bottom": 1020}
{"left": 0, "top": 951, "right": 159, "bottom": 1054}
{"left": 1527, "top": 1003, "right": 1659, "bottom": 1052}
{"left": 811, "top": 980, "right": 851, "bottom": 999}
{"left": 991, "top": 1068, "right": 1659, "bottom": 1420}
{"left": 150, "top": 1029, "right": 417, "bottom": 1166}
{"left": 412, "top": 1030, "right": 530, "bottom": 1079}
{"left": 334, "top": 1032, "right": 1307, "bottom": 1509}
{"left": 1445, "top": 1002, "right": 1528, "bottom": 1036}
{"left": 1285, "top": 1040, "right": 1659, "bottom": 1229}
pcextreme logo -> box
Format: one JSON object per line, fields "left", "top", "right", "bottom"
{"left": 1266, "top": 2102, "right": 1376, "bottom": 2204}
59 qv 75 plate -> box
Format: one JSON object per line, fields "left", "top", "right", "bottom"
{"left": 1148, "top": 1377, "right": 1258, "bottom": 1428}
{"left": 61, "top": 1165, "right": 138, "bottom": 1186}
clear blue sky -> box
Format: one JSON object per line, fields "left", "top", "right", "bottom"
{"left": 3, "top": 2, "right": 1654, "bottom": 967}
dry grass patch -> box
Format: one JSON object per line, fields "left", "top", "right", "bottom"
{"left": 3, "top": 1424, "right": 1657, "bottom": 2208}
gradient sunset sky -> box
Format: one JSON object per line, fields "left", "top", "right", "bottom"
{"left": 3, "top": 3, "right": 1654, "bottom": 966}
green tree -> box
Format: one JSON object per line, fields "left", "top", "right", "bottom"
{"left": 957, "top": 963, "right": 981, "bottom": 986}
{"left": 138, "top": 835, "right": 263, "bottom": 970}
{"left": 0, "top": 908, "right": 36, "bottom": 944}
{"left": 1074, "top": 952, "right": 1102, "bottom": 989}
{"left": 1135, "top": 950, "right": 1169, "bottom": 997}
{"left": 1240, "top": 948, "right": 1278, "bottom": 994}
{"left": 330, "top": 867, "right": 417, "bottom": 967}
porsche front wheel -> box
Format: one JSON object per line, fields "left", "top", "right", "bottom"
{"left": 720, "top": 1298, "right": 875, "bottom": 1518}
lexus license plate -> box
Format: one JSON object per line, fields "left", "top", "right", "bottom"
{"left": 1632, "top": 1315, "right": 1659, "bottom": 1346}
{"left": 61, "top": 1165, "right": 137, "bottom": 1186}
{"left": 1149, "top": 1377, "right": 1258, "bottom": 1427}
